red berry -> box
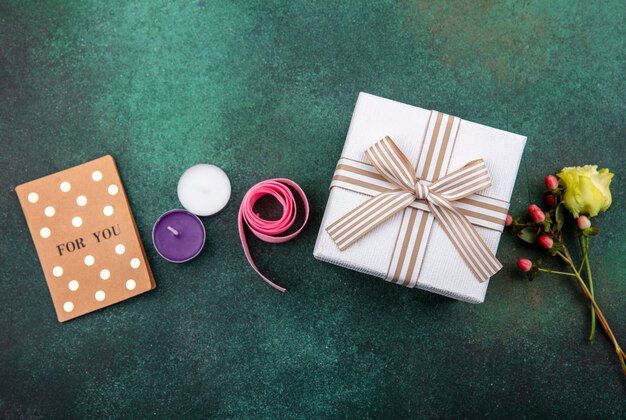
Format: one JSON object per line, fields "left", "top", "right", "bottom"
{"left": 517, "top": 258, "right": 532, "bottom": 272}
{"left": 545, "top": 194, "right": 556, "bottom": 207}
{"left": 505, "top": 214, "right": 513, "bottom": 226}
{"left": 538, "top": 234, "right": 553, "bottom": 249}
{"left": 545, "top": 174, "right": 559, "bottom": 190}
{"left": 577, "top": 215, "right": 591, "bottom": 230}
{"left": 528, "top": 204, "right": 545, "bottom": 223}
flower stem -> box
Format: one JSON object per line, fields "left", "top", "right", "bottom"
{"left": 538, "top": 268, "right": 576, "bottom": 277}
{"left": 559, "top": 243, "right": 626, "bottom": 375}
{"left": 582, "top": 236, "right": 596, "bottom": 342}
{"left": 576, "top": 237, "right": 585, "bottom": 274}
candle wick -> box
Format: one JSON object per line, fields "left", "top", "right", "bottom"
{"left": 167, "top": 226, "right": 179, "bottom": 236}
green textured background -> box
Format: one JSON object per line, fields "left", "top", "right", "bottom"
{"left": 1, "top": 0, "right": 624, "bottom": 417}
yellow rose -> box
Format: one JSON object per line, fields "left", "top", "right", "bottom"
{"left": 557, "top": 165, "right": 614, "bottom": 217}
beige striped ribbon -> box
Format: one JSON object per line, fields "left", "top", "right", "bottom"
{"left": 326, "top": 112, "right": 506, "bottom": 284}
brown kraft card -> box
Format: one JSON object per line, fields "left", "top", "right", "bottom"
{"left": 16, "top": 155, "right": 156, "bottom": 322}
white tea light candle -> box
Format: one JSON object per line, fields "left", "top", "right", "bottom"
{"left": 177, "top": 164, "right": 231, "bottom": 216}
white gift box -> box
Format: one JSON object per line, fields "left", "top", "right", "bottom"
{"left": 313, "top": 93, "right": 526, "bottom": 303}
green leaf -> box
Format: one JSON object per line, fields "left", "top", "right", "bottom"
{"left": 518, "top": 227, "right": 538, "bottom": 244}
{"left": 555, "top": 203, "right": 564, "bottom": 232}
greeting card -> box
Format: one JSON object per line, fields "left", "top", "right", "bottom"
{"left": 16, "top": 155, "right": 156, "bottom": 322}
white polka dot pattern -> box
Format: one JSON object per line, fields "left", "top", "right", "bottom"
{"left": 76, "top": 195, "right": 87, "bottom": 206}
{"left": 60, "top": 181, "right": 71, "bottom": 192}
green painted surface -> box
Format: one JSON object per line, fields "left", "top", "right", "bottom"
{"left": 1, "top": 0, "right": 624, "bottom": 417}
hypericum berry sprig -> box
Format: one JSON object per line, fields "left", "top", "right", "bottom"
{"left": 507, "top": 166, "right": 625, "bottom": 376}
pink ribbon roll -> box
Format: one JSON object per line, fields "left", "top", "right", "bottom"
{"left": 238, "top": 178, "right": 309, "bottom": 292}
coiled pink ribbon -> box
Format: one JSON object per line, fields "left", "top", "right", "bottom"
{"left": 238, "top": 178, "right": 309, "bottom": 292}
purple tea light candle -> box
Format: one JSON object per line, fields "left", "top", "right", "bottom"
{"left": 152, "top": 209, "right": 206, "bottom": 263}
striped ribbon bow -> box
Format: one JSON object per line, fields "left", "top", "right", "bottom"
{"left": 326, "top": 136, "right": 502, "bottom": 283}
